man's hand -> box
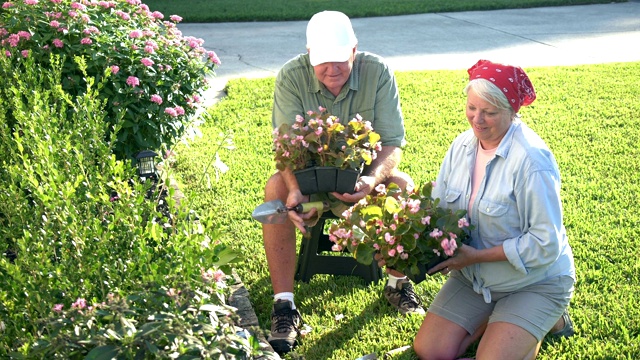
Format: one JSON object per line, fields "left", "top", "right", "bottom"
{"left": 331, "top": 175, "right": 375, "bottom": 203}
{"left": 285, "top": 190, "right": 316, "bottom": 233}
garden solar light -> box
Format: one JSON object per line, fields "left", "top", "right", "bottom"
{"left": 135, "top": 150, "right": 158, "bottom": 180}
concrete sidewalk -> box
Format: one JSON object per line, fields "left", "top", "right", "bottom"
{"left": 179, "top": 2, "right": 640, "bottom": 104}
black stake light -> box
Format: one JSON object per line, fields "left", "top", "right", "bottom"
{"left": 135, "top": 150, "right": 158, "bottom": 180}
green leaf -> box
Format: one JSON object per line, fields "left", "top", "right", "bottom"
{"left": 85, "top": 345, "right": 120, "bottom": 360}
{"left": 354, "top": 243, "right": 375, "bottom": 265}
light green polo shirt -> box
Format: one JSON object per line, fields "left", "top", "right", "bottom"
{"left": 272, "top": 51, "right": 405, "bottom": 147}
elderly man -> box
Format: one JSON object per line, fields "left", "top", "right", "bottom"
{"left": 264, "top": 10, "right": 423, "bottom": 354}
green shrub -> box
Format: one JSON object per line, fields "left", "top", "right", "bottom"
{"left": 0, "top": 55, "right": 252, "bottom": 358}
{"left": 0, "top": 0, "right": 219, "bottom": 160}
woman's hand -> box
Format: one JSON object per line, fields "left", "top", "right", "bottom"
{"left": 428, "top": 244, "right": 478, "bottom": 275}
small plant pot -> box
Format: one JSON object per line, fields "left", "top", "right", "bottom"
{"left": 407, "top": 255, "right": 447, "bottom": 284}
{"left": 294, "top": 167, "right": 319, "bottom": 195}
{"left": 294, "top": 166, "right": 361, "bottom": 195}
{"left": 315, "top": 166, "right": 338, "bottom": 193}
{"left": 335, "top": 168, "right": 361, "bottom": 194}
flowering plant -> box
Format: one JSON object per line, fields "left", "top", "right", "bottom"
{"left": 0, "top": 0, "right": 220, "bottom": 160}
{"left": 328, "top": 181, "right": 473, "bottom": 282}
{"left": 29, "top": 278, "right": 265, "bottom": 358}
{"left": 272, "top": 107, "right": 381, "bottom": 172}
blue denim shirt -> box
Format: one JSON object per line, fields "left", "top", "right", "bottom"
{"left": 432, "top": 120, "right": 575, "bottom": 303}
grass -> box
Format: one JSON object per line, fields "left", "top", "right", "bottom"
{"left": 169, "top": 62, "right": 640, "bottom": 359}
{"left": 143, "top": 0, "right": 626, "bottom": 23}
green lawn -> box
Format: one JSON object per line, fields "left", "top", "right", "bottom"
{"left": 143, "top": 0, "right": 626, "bottom": 23}
{"left": 170, "top": 62, "right": 640, "bottom": 359}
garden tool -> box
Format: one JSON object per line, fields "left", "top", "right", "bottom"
{"left": 251, "top": 200, "right": 328, "bottom": 224}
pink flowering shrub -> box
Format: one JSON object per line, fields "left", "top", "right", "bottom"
{"left": 30, "top": 281, "right": 259, "bottom": 358}
{"left": 329, "top": 181, "right": 473, "bottom": 282}
{"left": 0, "top": 0, "right": 220, "bottom": 159}
{"left": 272, "top": 107, "right": 381, "bottom": 172}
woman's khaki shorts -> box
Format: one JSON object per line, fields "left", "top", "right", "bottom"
{"left": 428, "top": 272, "right": 574, "bottom": 341}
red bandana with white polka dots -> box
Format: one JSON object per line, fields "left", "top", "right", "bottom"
{"left": 467, "top": 59, "right": 536, "bottom": 113}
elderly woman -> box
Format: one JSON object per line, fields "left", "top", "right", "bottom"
{"left": 414, "top": 60, "right": 576, "bottom": 359}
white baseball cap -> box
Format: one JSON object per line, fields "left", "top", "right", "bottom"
{"left": 306, "top": 11, "right": 358, "bottom": 66}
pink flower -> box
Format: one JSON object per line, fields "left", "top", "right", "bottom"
{"left": 421, "top": 216, "right": 431, "bottom": 225}
{"left": 115, "top": 10, "right": 130, "bottom": 20}
{"left": 24, "top": 0, "right": 37, "bottom": 4}
{"left": 140, "top": 57, "right": 154, "bottom": 66}
{"left": 164, "top": 149, "right": 176, "bottom": 159}
{"left": 21, "top": 50, "right": 28, "bottom": 58}
{"left": 441, "top": 238, "right": 458, "bottom": 257}
{"left": 212, "top": 269, "right": 225, "bottom": 283}
{"left": 126, "top": 76, "right": 139, "bottom": 87}
{"left": 49, "top": 20, "right": 60, "bottom": 27}
{"left": 4, "top": 50, "right": 10, "bottom": 57}
{"left": 70, "top": 2, "right": 85, "bottom": 10}
{"left": 83, "top": 26, "right": 100, "bottom": 35}
{"left": 52, "top": 304, "right": 63, "bottom": 312}
{"left": 80, "top": 37, "right": 92, "bottom": 45}
{"left": 384, "top": 232, "right": 395, "bottom": 245}
{"left": 110, "top": 65, "right": 119, "bottom": 74}
{"left": 151, "top": 11, "right": 163, "bottom": 19}
{"left": 2, "top": 2, "right": 14, "bottom": 8}
{"left": 174, "top": 106, "right": 185, "bottom": 115}
{"left": 388, "top": 249, "right": 396, "bottom": 257}
{"left": 7, "top": 34, "right": 20, "bottom": 47}
{"left": 207, "top": 51, "right": 221, "bottom": 65}
{"left": 201, "top": 269, "right": 226, "bottom": 283}
{"left": 458, "top": 218, "right": 470, "bottom": 228}
{"left": 129, "top": 30, "right": 142, "bottom": 38}
{"left": 150, "top": 94, "right": 162, "bottom": 104}
{"left": 407, "top": 198, "right": 421, "bottom": 214}
{"left": 189, "top": 94, "right": 201, "bottom": 104}
{"left": 71, "top": 298, "right": 87, "bottom": 309}
{"left": 17, "top": 31, "right": 31, "bottom": 40}
{"left": 164, "top": 108, "right": 178, "bottom": 117}
{"left": 170, "top": 14, "right": 182, "bottom": 22}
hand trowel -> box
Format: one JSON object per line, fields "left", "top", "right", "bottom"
{"left": 251, "top": 200, "right": 328, "bottom": 224}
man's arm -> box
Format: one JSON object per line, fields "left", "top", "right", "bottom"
{"left": 333, "top": 145, "right": 402, "bottom": 203}
{"left": 362, "top": 145, "right": 402, "bottom": 187}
